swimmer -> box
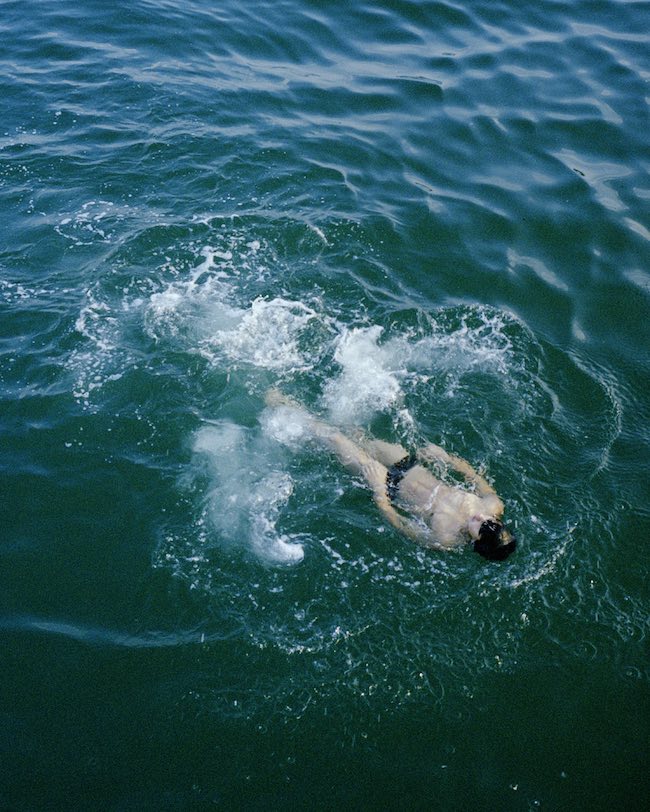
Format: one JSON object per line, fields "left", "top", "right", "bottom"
{"left": 265, "top": 389, "right": 516, "bottom": 561}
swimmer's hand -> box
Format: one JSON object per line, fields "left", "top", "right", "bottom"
{"left": 361, "top": 457, "right": 387, "bottom": 493}
{"left": 417, "top": 444, "right": 450, "bottom": 464}
{"left": 363, "top": 458, "right": 434, "bottom": 544}
{"left": 419, "top": 444, "right": 483, "bottom": 480}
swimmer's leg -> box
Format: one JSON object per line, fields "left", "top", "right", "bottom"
{"left": 264, "top": 388, "right": 384, "bottom": 481}
{"left": 321, "top": 429, "right": 383, "bottom": 479}
{"left": 265, "top": 388, "right": 301, "bottom": 409}
{"left": 264, "top": 389, "right": 430, "bottom": 543}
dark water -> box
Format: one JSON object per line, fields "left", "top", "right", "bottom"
{"left": 1, "top": 0, "right": 649, "bottom": 808}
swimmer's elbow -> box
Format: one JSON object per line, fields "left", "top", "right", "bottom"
{"left": 375, "top": 496, "right": 415, "bottom": 539}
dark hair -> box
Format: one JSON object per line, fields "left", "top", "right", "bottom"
{"left": 474, "top": 520, "right": 517, "bottom": 561}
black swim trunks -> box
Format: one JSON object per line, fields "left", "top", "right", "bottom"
{"left": 386, "top": 453, "right": 418, "bottom": 501}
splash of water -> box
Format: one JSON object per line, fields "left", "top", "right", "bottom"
{"left": 193, "top": 421, "right": 305, "bottom": 565}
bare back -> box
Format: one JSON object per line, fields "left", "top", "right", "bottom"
{"left": 396, "top": 465, "right": 502, "bottom": 547}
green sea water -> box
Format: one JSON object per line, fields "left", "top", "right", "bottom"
{"left": 1, "top": 0, "right": 649, "bottom": 808}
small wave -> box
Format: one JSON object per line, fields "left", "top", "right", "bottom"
{"left": 0, "top": 615, "right": 210, "bottom": 650}
{"left": 54, "top": 199, "right": 138, "bottom": 246}
{"left": 0, "top": 278, "right": 54, "bottom": 304}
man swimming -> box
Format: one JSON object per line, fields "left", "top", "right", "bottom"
{"left": 265, "top": 389, "right": 517, "bottom": 561}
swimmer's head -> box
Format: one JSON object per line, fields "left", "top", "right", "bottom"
{"left": 473, "top": 519, "right": 517, "bottom": 561}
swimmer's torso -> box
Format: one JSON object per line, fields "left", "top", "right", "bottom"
{"left": 395, "top": 465, "right": 500, "bottom": 547}
{"left": 263, "top": 394, "right": 509, "bottom": 552}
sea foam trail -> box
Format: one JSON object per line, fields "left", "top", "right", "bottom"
{"left": 322, "top": 325, "right": 403, "bottom": 424}
{"left": 193, "top": 421, "right": 304, "bottom": 565}
{"left": 70, "top": 236, "right": 535, "bottom": 568}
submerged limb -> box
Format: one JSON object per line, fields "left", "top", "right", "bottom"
{"left": 264, "top": 388, "right": 373, "bottom": 476}
{"left": 359, "top": 438, "right": 409, "bottom": 468}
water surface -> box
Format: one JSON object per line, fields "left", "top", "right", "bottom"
{"left": 1, "top": 0, "right": 649, "bottom": 808}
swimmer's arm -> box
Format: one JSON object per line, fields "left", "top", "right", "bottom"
{"left": 418, "top": 444, "right": 499, "bottom": 499}
{"left": 362, "top": 459, "right": 435, "bottom": 544}
{"left": 375, "top": 490, "right": 423, "bottom": 542}
{"left": 313, "top": 430, "right": 435, "bottom": 544}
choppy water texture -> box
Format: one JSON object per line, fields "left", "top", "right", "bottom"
{"left": 1, "top": 0, "right": 649, "bottom": 808}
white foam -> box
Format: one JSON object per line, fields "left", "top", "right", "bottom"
{"left": 74, "top": 294, "right": 115, "bottom": 351}
{"left": 322, "top": 325, "right": 403, "bottom": 423}
{"left": 260, "top": 405, "right": 312, "bottom": 449}
{"left": 249, "top": 472, "right": 305, "bottom": 564}
{"left": 143, "top": 243, "right": 329, "bottom": 376}
{"left": 202, "top": 297, "right": 320, "bottom": 372}
{"left": 190, "top": 245, "right": 233, "bottom": 284}
{"left": 193, "top": 422, "right": 304, "bottom": 565}
{"left": 69, "top": 289, "right": 126, "bottom": 407}
{"left": 0, "top": 278, "right": 68, "bottom": 304}
{"left": 0, "top": 279, "right": 31, "bottom": 302}
{"left": 321, "top": 309, "right": 517, "bottom": 425}
{"left": 54, "top": 199, "right": 136, "bottom": 246}
{"left": 307, "top": 223, "right": 329, "bottom": 244}
{"left": 144, "top": 245, "right": 242, "bottom": 343}
{"left": 405, "top": 310, "right": 514, "bottom": 377}
{"left": 68, "top": 235, "right": 333, "bottom": 410}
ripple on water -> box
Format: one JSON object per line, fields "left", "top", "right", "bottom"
{"left": 2, "top": 0, "right": 646, "bottom": 739}
{"left": 67, "top": 217, "right": 614, "bottom": 722}
{"left": 2, "top": 192, "right": 625, "bottom": 723}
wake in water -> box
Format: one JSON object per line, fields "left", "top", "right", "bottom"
{"left": 65, "top": 218, "right": 619, "bottom": 574}
{"left": 193, "top": 419, "right": 306, "bottom": 565}
{"left": 138, "top": 239, "right": 530, "bottom": 565}
{"left": 59, "top": 216, "right": 626, "bottom": 719}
